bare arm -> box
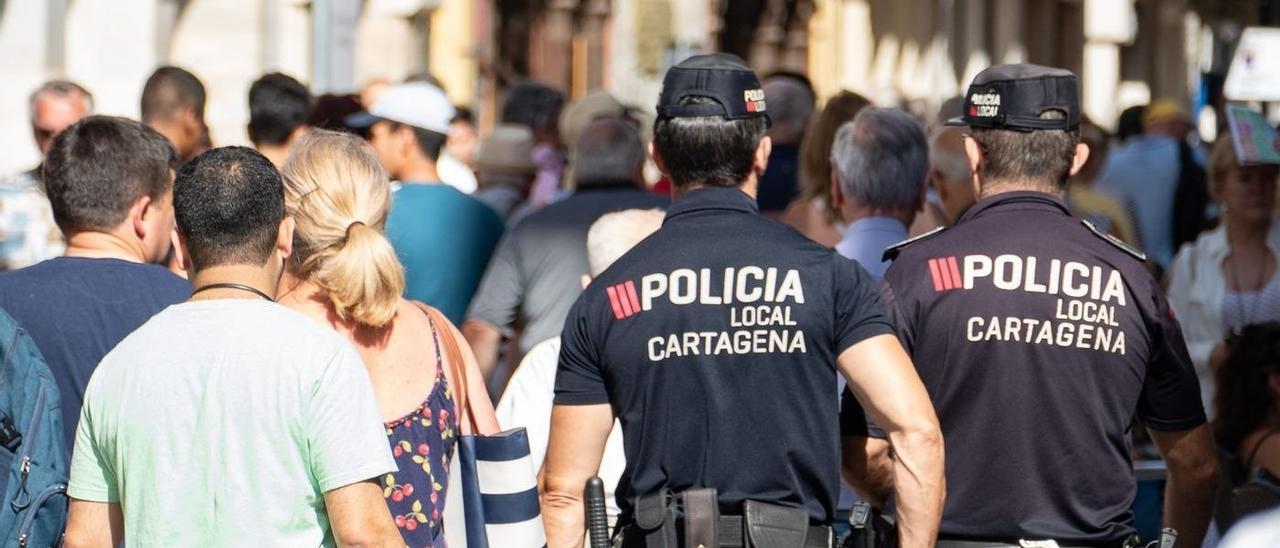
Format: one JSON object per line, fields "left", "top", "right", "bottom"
{"left": 325, "top": 479, "right": 404, "bottom": 548}
{"left": 540, "top": 403, "right": 613, "bottom": 548}
{"left": 1150, "top": 425, "right": 1218, "bottom": 548}
{"left": 841, "top": 436, "right": 894, "bottom": 508}
{"left": 62, "top": 499, "right": 123, "bottom": 548}
{"left": 838, "top": 334, "right": 944, "bottom": 548}
{"left": 462, "top": 319, "right": 504, "bottom": 384}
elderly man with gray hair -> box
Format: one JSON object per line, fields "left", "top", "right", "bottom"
{"left": 830, "top": 106, "right": 930, "bottom": 278}
{"left": 1, "top": 80, "right": 95, "bottom": 270}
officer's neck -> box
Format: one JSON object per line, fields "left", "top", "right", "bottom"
{"left": 671, "top": 178, "right": 758, "bottom": 201}
{"left": 976, "top": 179, "right": 1065, "bottom": 200}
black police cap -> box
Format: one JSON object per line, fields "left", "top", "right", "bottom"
{"left": 947, "top": 63, "right": 1080, "bottom": 132}
{"left": 656, "top": 53, "right": 771, "bottom": 125}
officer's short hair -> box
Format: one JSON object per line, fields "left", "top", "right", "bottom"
{"left": 969, "top": 110, "right": 1079, "bottom": 190}
{"left": 830, "top": 107, "right": 928, "bottom": 212}
{"left": 586, "top": 209, "right": 665, "bottom": 277}
{"left": 653, "top": 96, "right": 769, "bottom": 188}
{"left": 574, "top": 118, "right": 644, "bottom": 188}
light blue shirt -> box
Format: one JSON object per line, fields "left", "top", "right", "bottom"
{"left": 831, "top": 215, "right": 907, "bottom": 513}
{"left": 1096, "top": 135, "right": 1204, "bottom": 269}
{"left": 835, "top": 216, "right": 910, "bottom": 279}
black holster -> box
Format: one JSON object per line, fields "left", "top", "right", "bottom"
{"left": 619, "top": 488, "right": 832, "bottom": 548}
{"left": 839, "top": 503, "right": 896, "bottom": 548}
{"left": 633, "top": 488, "right": 677, "bottom": 548}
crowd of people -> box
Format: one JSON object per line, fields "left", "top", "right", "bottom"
{"left": 0, "top": 49, "right": 1277, "bottom": 548}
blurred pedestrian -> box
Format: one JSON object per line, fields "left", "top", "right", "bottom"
{"left": 921, "top": 126, "right": 975, "bottom": 229}
{"left": 349, "top": 82, "right": 503, "bottom": 323}
{"left": 541, "top": 53, "right": 943, "bottom": 548}
{"left": 870, "top": 64, "right": 1217, "bottom": 546}
{"left": 1067, "top": 119, "right": 1139, "bottom": 246}
{"left": 495, "top": 207, "right": 665, "bottom": 531}
{"left": 1097, "top": 98, "right": 1207, "bottom": 270}
{"left": 0, "top": 80, "right": 92, "bottom": 270}
{"left": 141, "top": 66, "right": 208, "bottom": 162}
{"left": 307, "top": 93, "right": 366, "bottom": 137}
{"left": 1213, "top": 323, "right": 1280, "bottom": 521}
{"left": 781, "top": 90, "right": 871, "bottom": 246}
{"left": 277, "top": 130, "right": 499, "bottom": 545}
{"left": 439, "top": 106, "right": 479, "bottom": 193}
{"left": 0, "top": 116, "right": 190, "bottom": 453}
{"left": 63, "top": 146, "right": 400, "bottom": 546}
{"left": 472, "top": 124, "right": 538, "bottom": 222}
{"left": 1168, "top": 137, "right": 1280, "bottom": 416}
{"left": 463, "top": 118, "right": 667, "bottom": 387}
{"left": 502, "top": 81, "right": 565, "bottom": 208}
{"left": 247, "top": 72, "right": 313, "bottom": 167}
{"left": 830, "top": 107, "right": 929, "bottom": 278}
{"left": 757, "top": 72, "right": 816, "bottom": 216}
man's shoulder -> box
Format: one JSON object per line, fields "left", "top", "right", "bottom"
{"left": 391, "top": 185, "right": 503, "bottom": 229}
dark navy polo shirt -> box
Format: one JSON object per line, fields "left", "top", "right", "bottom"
{"left": 555, "top": 186, "right": 894, "bottom": 524}
{"left": 846, "top": 191, "right": 1204, "bottom": 543}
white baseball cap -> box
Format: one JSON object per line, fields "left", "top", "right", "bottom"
{"left": 346, "top": 82, "right": 455, "bottom": 135}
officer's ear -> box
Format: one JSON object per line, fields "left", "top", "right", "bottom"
{"left": 649, "top": 142, "right": 668, "bottom": 177}
{"left": 752, "top": 135, "right": 772, "bottom": 178}
{"left": 1068, "top": 142, "right": 1091, "bottom": 178}
{"left": 963, "top": 134, "right": 983, "bottom": 197}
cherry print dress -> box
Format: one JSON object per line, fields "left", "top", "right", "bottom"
{"left": 380, "top": 315, "right": 458, "bottom": 547}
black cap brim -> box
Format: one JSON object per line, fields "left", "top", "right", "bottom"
{"left": 945, "top": 116, "right": 967, "bottom": 127}
{"left": 344, "top": 112, "right": 380, "bottom": 128}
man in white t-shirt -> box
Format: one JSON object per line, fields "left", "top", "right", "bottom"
{"left": 63, "top": 147, "right": 402, "bottom": 547}
{"left": 496, "top": 208, "right": 664, "bottom": 527}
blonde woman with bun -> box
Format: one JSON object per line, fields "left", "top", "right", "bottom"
{"left": 277, "top": 129, "right": 498, "bottom": 546}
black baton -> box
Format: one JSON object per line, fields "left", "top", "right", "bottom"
{"left": 585, "top": 476, "right": 610, "bottom": 548}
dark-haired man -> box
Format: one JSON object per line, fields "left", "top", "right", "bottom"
{"left": 248, "top": 72, "right": 313, "bottom": 167}
{"left": 0, "top": 116, "right": 190, "bottom": 452}
{"left": 349, "top": 82, "right": 503, "bottom": 323}
{"left": 863, "top": 64, "right": 1217, "bottom": 546}
{"left": 541, "top": 53, "right": 944, "bottom": 548}
{"left": 63, "top": 147, "right": 401, "bottom": 546}
{"left": 141, "top": 66, "right": 208, "bottom": 161}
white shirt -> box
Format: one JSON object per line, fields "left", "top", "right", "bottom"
{"left": 437, "top": 152, "right": 478, "bottom": 194}
{"left": 495, "top": 337, "right": 626, "bottom": 523}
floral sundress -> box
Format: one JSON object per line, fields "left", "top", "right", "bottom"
{"left": 380, "top": 314, "right": 458, "bottom": 547}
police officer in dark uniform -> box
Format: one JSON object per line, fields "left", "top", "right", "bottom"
{"left": 541, "top": 53, "right": 945, "bottom": 548}
{"left": 846, "top": 64, "right": 1219, "bottom": 547}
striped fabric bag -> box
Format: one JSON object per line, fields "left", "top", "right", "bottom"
{"left": 430, "top": 307, "right": 545, "bottom": 548}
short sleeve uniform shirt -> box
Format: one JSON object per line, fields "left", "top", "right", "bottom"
{"left": 555, "top": 187, "right": 893, "bottom": 523}
{"left": 863, "top": 191, "right": 1205, "bottom": 543}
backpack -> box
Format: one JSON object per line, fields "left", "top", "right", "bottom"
{"left": 0, "top": 308, "right": 67, "bottom": 546}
